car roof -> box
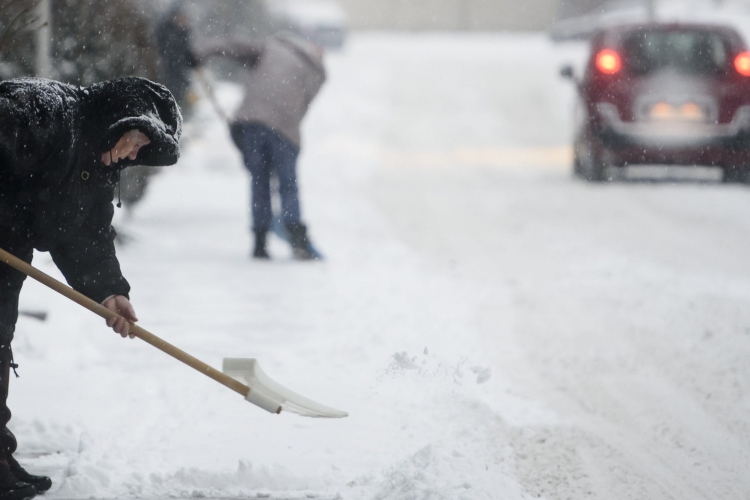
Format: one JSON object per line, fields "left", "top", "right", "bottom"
{"left": 592, "top": 22, "right": 745, "bottom": 50}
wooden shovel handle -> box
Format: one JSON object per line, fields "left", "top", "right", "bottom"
{"left": 195, "top": 68, "right": 230, "bottom": 124}
{"left": 0, "top": 247, "right": 249, "bottom": 397}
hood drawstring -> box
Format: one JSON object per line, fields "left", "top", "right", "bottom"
{"left": 111, "top": 150, "right": 122, "bottom": 208}
{"left": 117, "top": 167, "right": 122, "bottom": 208}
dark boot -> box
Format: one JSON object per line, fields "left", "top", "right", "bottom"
{"left": 0, "top": 352, "right": 36, "bottom": 500}
{"left": 0, "top": 469, "right": 35, "bottom": 500}
{"left": 286, "top": 223, "right": 322, "bottom": 261}
{"left": 6, "top": 456, "right": 49, "bottom": 495}
{"left": 0, "top": 429, "right": 49, "bottom": 494}
{"left": 252, "top": 230, "right": 270, "bottom": 259}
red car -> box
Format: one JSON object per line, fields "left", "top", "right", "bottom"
{"left": 562, "top": 23, "right": 750, "bottom": 182}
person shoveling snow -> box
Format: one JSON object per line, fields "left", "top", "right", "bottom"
{"left": 0, "top": 77, "right": 181, "bottom": 500}
{"left": 0, "top": 76, "right": 346, "bottom": 500}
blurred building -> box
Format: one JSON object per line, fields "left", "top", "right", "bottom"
{"left": 552, "top": 0, "right": 654, "bottom": 39}
{"left": 332, "top": 0, "right": 558, "bottom": 31}
{"left": 558, "top": 0, "right": 613, "bottom": 18}
{"left": 180, "top": 0, "right": 267, "bottom": 40}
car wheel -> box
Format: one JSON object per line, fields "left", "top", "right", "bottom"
{"left": 588, "top": 157, "right": 607, "bottom": 182}
{"left": 722, "top": 165, "right": 750, "bottom": 183}
{"left": 573, "top": 152, "right": 585, "bottom": 178}
{"left": 575, "top": 143, "right": 607, "bottom": 182}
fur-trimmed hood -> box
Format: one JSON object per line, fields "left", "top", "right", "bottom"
{"left": 84, "top": 77, "right": 182, "bottom": 167}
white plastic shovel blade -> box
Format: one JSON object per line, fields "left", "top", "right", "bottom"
{"left": 222, "top": 358, "right": 348, "bottom": 418}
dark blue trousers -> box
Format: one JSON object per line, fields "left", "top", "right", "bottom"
{"left": 230, "top": 122, "right": 302, "bottom": 232}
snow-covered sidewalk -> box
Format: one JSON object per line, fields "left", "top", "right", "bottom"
{"left": 13, "top": 34, "right": 563, "bottom": 500}
{"left": 12, "top": 32, "right": 750, "bottom": 500}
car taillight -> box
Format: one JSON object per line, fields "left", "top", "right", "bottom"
{"left": 735, "top": 52, "right": 750, "bottom": 76}
{"left": 595, "top": 49, "right": 622, "bottom": 75}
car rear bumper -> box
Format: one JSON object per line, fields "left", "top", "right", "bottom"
{"left": 596, "top": 103, "right": 750, "bottom": 148}
{"left": 590, "top": 103, "right": 750, "bottom": 166}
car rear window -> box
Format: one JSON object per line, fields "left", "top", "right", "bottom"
{"left": 622, "top": 30, "right": 729, "bottom": 76}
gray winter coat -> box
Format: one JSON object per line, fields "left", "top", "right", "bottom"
{"left": 197, "top": 33, "right": 326, "bottom": 146}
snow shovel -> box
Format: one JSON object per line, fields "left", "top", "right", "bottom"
{"left": 0, "top": 247, "right": 347, "bottom": 418}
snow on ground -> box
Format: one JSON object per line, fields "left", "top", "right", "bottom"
{"left": 10, "top": 33, "right": 750, "bottom": 499}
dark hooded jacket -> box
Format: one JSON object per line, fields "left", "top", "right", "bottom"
{"left": 0, "top": 77, "right": 181, "bottom": 302}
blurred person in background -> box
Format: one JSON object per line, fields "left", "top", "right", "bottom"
{"left": 156, "top": 1, "right": 198, "bottom": 114}
{"left": 196, "top": 32, "right": 326, "bottom": 260}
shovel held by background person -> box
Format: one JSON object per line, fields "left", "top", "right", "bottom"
{"left": 0, "top": 247, "right": 347, "bottom": 419}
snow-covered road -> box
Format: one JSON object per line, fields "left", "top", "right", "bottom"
{"left": 12, "top": 34, "right": 750, "bottom": 499}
